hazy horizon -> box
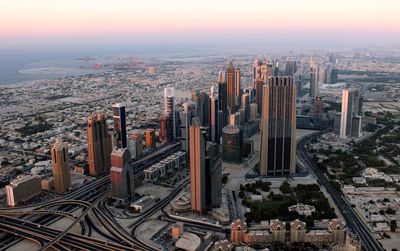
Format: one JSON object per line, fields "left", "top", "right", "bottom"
{"left": 1, "top": 0, "right": 399, "bottom": 52}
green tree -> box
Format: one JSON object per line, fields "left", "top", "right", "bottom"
{"left": 280, "top": 180, "right": 292, "bottom": 194}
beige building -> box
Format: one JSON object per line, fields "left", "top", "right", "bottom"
{"left": 171, "top": 223, "right": 184, "bottom": 240}
{"left": 51, "top": 137, "right": 71, "bottom": 193}
{"left": 40, "top": 177, "right": 54, "bottom": 191}
{"left": 230, "top": 219, "right": 347, "bottom": 248}
{"left": 5, "top": 175, "right": 41, "bottom": 206}
{"left": 190, "top": 118, "right": 206, "bottom": 214}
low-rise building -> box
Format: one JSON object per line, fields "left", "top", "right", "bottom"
{"left": 5, "top": 175, "right": 41, "bottom": 206}
{"left": 175, "top": 232, "right": 201, "bottom": 251}
{"left": 288, "top": 203, "right": 316, "bottom": 216}
{"left": 130, "top": 195, "right": 155, "bottom": 212}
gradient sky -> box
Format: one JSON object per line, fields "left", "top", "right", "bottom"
{"left": 1, "top": 0, "right": 400, "bottom": 50}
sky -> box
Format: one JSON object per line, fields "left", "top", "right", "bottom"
{"left": 0, "top": 0, "right": 400, "bottom": 52}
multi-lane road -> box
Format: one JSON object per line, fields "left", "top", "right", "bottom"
{"left": 297, "top": 134, "right": 384, "bottom": 251}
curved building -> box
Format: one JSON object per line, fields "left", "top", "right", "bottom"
{"left": 222, "top": 125, "right": 243, "bottom": 164}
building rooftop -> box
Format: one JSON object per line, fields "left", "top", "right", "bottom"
{"left": 175, "top": 232, "right": 201, "bottom": 251}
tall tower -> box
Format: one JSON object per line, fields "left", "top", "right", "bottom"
{"left": 179, "top": 103, "right": 193, "bottom": 155}
{"left": 87, "top": 114, "right": 111, "bottom": 177}
{"left": 164, "top": 87, "right": 175, "bottom": 140}
{"left": 51, "top": 137, "right": 71, "bottom": 193}
{"left": 253, "top": 58, "right": 262, "bottom": 81}
{"left": 260, "top": 77, "right": 296, "bottom": 176}
{"left": 110, "top": 148, "right": 134, "bottom": 202}
{"left": 340, "top": 88, "right": 361, "bottom": 138}
{"left": 241, "top": 93, "right": 250, "bottom": 123}
{"left": 226, "top": 62, "right": 236, "bottom": 114}
{"left": 112, "top": 103, "right": 127, "bottom": 149}
{"left": 190, "top": 118, "right": 206, "bottom": 214}
{"left": 210, "top": 83, "right": 219, "bottom": 143}
{"left": 255, "top": 78, "right": 264, "bottom": 115}
{"left": 309, "top": 60, "right": 318, "bottom": 99}
{"left": 218, "top": 70, "right": 227, "bottom": 127}
{"left": 234, "top": 67, "right": 241, "bottom": 106}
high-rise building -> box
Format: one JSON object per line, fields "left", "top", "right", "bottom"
{"left": 261, "top": 62, "right": 274, "bottom": 82}
{"left": 218, "top": 70, "right": 228, "bottom": 126}
{"left": 255, "top": 78, "right": 264, "bottom": 115}
{"left": 294, "top": 73, "right": 303, "bottom": 98}
{"left": 234, "top": 67, "right": 241, "bottom": 106}
{"left": 192, "top": 90, "right": 205, "bottom": 125}
{"left": 250, "top": 103, "right": 258, "bottom": 121}
{"left": 340, "top": 89, "right": 362, "bottom": 138}
{"left": 205, "top": 142, "right": 222, "bottom": 208}
{"left": 241, "top": 93, "right": 250, "bottom": 123}
{"left": 164, "top": 87, "right": 176, "bottom": 140}
{"left": 51, "top": 137, "right": 71, "bottom": 193}
{"left": 87, "top": 114, "right": 111, "bottom": 177}
{"left": 260, "top": 77, "right": 296, "bottom": 176}
{"left": 318, "top": 67, "right": 328, "bottom": 84}
{"left": 253, "top": 58, "right": 262, "bottom": 81}
{"left": 229, "top": 112, "right": 241, "bottom": 126}
{"left": 226, "top": 62, "right": 236, "bottom": 114}
{"left": 145, "top": 128, "right": 156, "bottom": 148}
{"left": 222, "top": 125, "right": 243, "bottom": 164}
{"left": 112, "top": 103, "right": 127, "bottom": 148}
{"left": 210, "top": 83, "right": 220, "bottom": 143}
{"left": 159, "top": 115, "right": 169, "bottom": 143}
{"left": 285, "top": 60, "right": 297, "bottom": 76}
{"left": 110, "top": 148, "right": 134, "bottom": 202}
{"left": 131, "top": 133, "right": 143, "bottom": 158}
{"left": 189, "top": 118, "right": 206, "bottom": 214}
{"left": 179, "top": 103, "right": 193, "bottom": 155}
{"left": 330, "top": 69, "right": 338, "bottom": 84}
{"left": 309, "top": 62, "right": 318, "bottom": 99}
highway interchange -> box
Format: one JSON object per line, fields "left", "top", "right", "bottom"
{"left": 0, "top": 135, "right": 386, "bottom": 251}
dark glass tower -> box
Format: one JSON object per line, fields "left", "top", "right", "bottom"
{"left": 112, "top": 103, "right": 127, "bottom": 149}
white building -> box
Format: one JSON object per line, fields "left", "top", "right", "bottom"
{"left": 288, "top": 203, "right": 316, "bottom": 216}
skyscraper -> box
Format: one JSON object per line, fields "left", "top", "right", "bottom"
{"left": 87, "top": 114, "right": 111, "bottom": 177}
{"left": 210, "top": 83, "right": 219, "bottom": 143}
{"left": 110, "top": 148, "right": 134, "bottom": 202}
{"left": 340, "top": 88, "right": 362, "bottom": 138}
{"left": 241, "top": 93, "right": 250, "bottom": 123}
{"left": 234, "top": 67, "right": 241, "bottom": 106}
{"left": 285, "top": 60, "right": 297, "bottom": 76}
{"left": 226, "top": 62, "right": 236, "bottom": 113}
{"left": 190, "top": 118, "right": 206, "bottom": 214}
{"left": 179, "top": 102, "right": 193, "bottom": 155}
{"left": 164, "top": 87, "right": 176, "bottom": 140}
{"left": 309, "top": 62, "right": 318, "bottom": 99}
{"left": 218, "top": 70, "right": 228, "bottom": 127}
{"left": 253, "top": 58, "right": 262, "bottom": 81}
{"left": 51, "top": 137, "right": 71, "bottom": 193}
{"left": 205, "top": 142, "right": 222, "bottom": 208}
{"left": 159, "top": 115, "right": 169, "bottom": 143}
{"left": 145, "top": 128, "right": 156, "bottom": 148}
{"left": 255, "top": 78, "right": 264, "bottom": 115}
{"left": 112, "top": 103, "right": 127, "bottom": 148}
{"left": 260, "top": 77, "right": 296, "bottom": 176}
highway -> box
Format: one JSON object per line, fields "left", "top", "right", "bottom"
{"left": 297, "top": 134, "right": 384, "bottom": 251}
{"left": 0, "top": 215, "right": 138, "bottom": 251}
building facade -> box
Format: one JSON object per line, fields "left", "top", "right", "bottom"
{"left": 110, "top": 148, "right": 134, "bottom": 202}
{"left": 87, "top": 114, "right": 111, "bottom": 177}
{"left": 51, "top": 137, "right": 71, "bottom": 193}
{"left": 112, "top": 103, "right": 127, "bottom": 148}
{"left": 260, "top": 77, "right": 296, "bottom": 176}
